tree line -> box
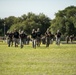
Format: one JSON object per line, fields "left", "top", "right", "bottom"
{"left": 0, "top": 6, "right": 76, "bottom": 40}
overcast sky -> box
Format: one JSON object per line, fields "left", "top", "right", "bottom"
{"left": 0, "top": 0, "right": 76, "bottom": 19}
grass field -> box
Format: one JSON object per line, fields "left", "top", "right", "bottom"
{"left": 0, "top": 42, "right": 76, "bottom": 75}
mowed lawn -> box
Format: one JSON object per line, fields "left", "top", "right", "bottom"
{"left": 0, "top": 42, "right": 76, "bottom": 75}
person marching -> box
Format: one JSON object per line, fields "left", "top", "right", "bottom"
{"left": 66, "top": 35, "right": 69, "bottom": 44}
{"left": 13, "top": 29, "right": 19, "bottom": 47}
{"left": 45, "top": 28, "right": 51, "bottom": 47}
{"left": 55, "top": 30, "right": 61, "bottom": 45}
{"left": 6, "top": 31, "right": 13, "bottom": 47}
{"left": 70, "top": 35, "right": 74, "bottom": 43}
{"left": 36, "top": 28, "right": 41, "bottom": 47}
{"left": 19, "top": 30, "right": 27, "bottom": 48}
{"left": 31, "top": 29, "right": 37, "bottom": 49}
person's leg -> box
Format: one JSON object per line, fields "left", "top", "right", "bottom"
{"left": 56, "top": 37, "right": 58, "bottom": 45}
{"left": 46, "top": 37, "right": 48, "bottom": 47}
{"left": 58, "top": 38, "right": 60, "bottom": 45}
{"left": 32, "top": 39, "right": 34, "bottom": 48}
{"left": 14, "top": 38, "right": 16, "bottom": 47}
{"left": 8, "top": 39, "right": 10, "bottom": 47}
{"left": 11, "top": 39, "right": 13, "bottom": 46}
{"left": 20, "top": 39, "right": 23, "bottom": 48}
{"left": 34, "top": 39, "right": 36, "bottom": 48}
{"left": 47, "top": 37, "right": 50, "bottom": 47}
{"left": 46, "top": 37, "right": 49, "bottom": 47}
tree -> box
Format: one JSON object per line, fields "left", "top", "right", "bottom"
{"left": 50, "top": 6, "right": 76, "bottom": 37}
{"left": 38, "top": 13, "right": 51, "bottom": 34}
{"left": 0, "top": 18, "right": 4, "bottom": 36}
{"left": 9, "top": 12, "right": 51, "bottom": 35}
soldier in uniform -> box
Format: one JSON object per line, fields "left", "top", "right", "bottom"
{"left": 70, "top": 35, "right": 74, "bottom": 43}
{"left": 66, "top": 35, "right": 69, "bottom": 44}
{"left": 31, "top": 29, "right": 37, "bottom": 48}
{"left": 7, "top": 31, "right": 13, "bottom": 47}
{"left": 19, "top": 30, "right": 27, "bottom": 48}
{"left": 13, "top": 29, "right": 19, "bottom": 47}
{"left": 45, "top": 28, "right": 51, "bottom": 47}
{"left": 55, "top": 30, "right": 61, "bottom": 45}
{"left": 36, "top": 28, "right": 41, "bottom": 47}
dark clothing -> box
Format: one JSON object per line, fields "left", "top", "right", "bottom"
{"left": 14, "top": 31, "right": 19, "bottom": 39}
{"left": 6, "top": 32, "right": 13, "bottom": 47}
{"left": 19, "top": 32, "right": 27, "bottom": 48}
{"left": 31, "top": 32, "right": 37, "bottom": 48}
{"left": 70, "top": 35, "right": 74, "bottom": 43}
{"left": 55, "top": 32, "right": 61, "bottom": 45}
{"left": 13, "top": 31, "right": 19, "bottom": 47}
{"left": 45, "top": 31, "right": 51, "bottom": 47}
{"left": 20, "top": 33, "right": 27, "bottom": 39}
{"left": 36, "top": 31, "right": 41, "bottom": 37}
{"left": 8, "top": 33, "right": 13, "bottom": 39}
{"left": 31, "top": 32, "right": 37, "bottom": 39}
{"left": 56, "top": 32, "right": 61, "bottom": 38}
{"left": 36, "top": 31, "right": 41, "bottom": 47}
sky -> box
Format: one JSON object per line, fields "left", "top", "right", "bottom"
{"left": 0, "top": 0, "right": 76, "bottom": 19}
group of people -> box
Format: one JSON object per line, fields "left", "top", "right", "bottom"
{"left": 5, "top": 28, "right": 62, "bottom": 49}
{"left": 66, "top": 35, "right": 74, "bottom": 44}
{"left": 31, "top": 28, "right": 41, "bottom": 48}
{"left": 45, "top": 29, "right": 61, "bottom": 47}
{"left": 6, "top": 29, "right": 29, "bottom": 48}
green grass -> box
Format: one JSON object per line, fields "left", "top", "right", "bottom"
{"left": 0, "top": 42, "right": 76, "bottom": 75}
